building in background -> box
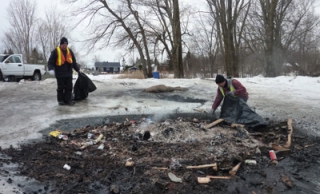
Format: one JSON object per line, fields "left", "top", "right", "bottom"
{"left": 94, "top": 61, "right": 120, "bottom": 73}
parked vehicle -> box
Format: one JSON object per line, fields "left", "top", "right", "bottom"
{"left": 0, "top": 54, "right": 46, "bottom": 81}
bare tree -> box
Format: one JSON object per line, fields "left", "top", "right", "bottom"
{"left": 143, "top": 0, "right": 186, "bottom": 78}
{"left": 207, "top": 0, "right": 251, "bottom": 77}
{"left": 3, "top": 0, "right": 37, "bottom": 63}
{"left": 65, "top": 0, "right": 154, "bottom": 78}
{"left": 37, "top": 6, "right": 69, "bottom": 62}
{"left": 188, "top": 11, "right": 220, "bottom": 78}
{"left": 260, "top": 0, "right": 289, "bottom": 77}
{"left": 171, "top": 0, "right": 184, "bottom": 78}
{"left": 243, "top": 0, "right": 319, "bottom": 77}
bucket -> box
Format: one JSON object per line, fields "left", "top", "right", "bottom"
{"left": 152, "top": 72, "right": 160, "bottom": 79}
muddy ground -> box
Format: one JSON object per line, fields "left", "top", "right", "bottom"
{"left": 0, "top": 77, "right": 319, "bottom": 193}
{"left": 1, "top": 115, "right": 320, "bottom": 194}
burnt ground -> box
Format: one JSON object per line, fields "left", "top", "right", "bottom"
{"left": 1, "top": 115, "right": 320, "bottom": 194}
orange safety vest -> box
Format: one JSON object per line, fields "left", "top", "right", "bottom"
{"left": 219, "top": 78, "right": 236, "bottom": 97}
{"left": 56, "top": 46, "right": 73, "bottom": 66}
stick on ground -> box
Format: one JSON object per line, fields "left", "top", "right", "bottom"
{"left": 204, "top": 119, "right": 224, "bottom": 129}
{"left": 186, "top": 163, "right": 217, "bottom": 169}
{"left": 283, "top": 118, "right": 293, "bottom": 148}
{"left": 229, "top": 162, "right": 241, "bottom": 176}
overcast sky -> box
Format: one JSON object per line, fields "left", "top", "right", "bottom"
{"left": 1, "top": 0, "right": 320, "bottom": 67}
{"left": 0, "top": 0, "right": 125, "bottom": 67}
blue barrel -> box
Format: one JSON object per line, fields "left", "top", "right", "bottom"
{"left": 152, "top": 72, "right": 160, "bottom": 79}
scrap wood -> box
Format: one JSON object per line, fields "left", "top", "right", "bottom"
{"left": 194, "top": 108, "right": 205, "bottom": 113}
{"left": 206, "top": 175, "right": 231, "bottom": 179}
{"left": 281, "top": 175, "right": 293, "bottom": 188}
{"left": 229, "top": 162, "right": 241, "bottom": 176}
{"left": 304, "top": 144, "right": 314, "bottom": 148}
{"left": 231, "top": 123, "right": 245, "bottom": 128}
{"left": 272, "top": 143, "right": 290, "bottom": 151}
{"left": 204, "top": 119, "right": 224, "bottom": 129}
{"left": 283, "top": 119, "right": 293, "bottom": 148}
{"left": 125, "top": 161, "right": 134, "bottom": 167}
{"left": 186, "top": 163, "right": 217, "bottom": 169}
{"left": 197, "top": 176, "right": 231, "bottom": 183}
{"left": 152, "top": 167, "right": 169, "bottom": 170}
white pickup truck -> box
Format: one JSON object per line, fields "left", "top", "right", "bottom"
{"left": 0, "top": 54, "right": 46, "bottom": 81}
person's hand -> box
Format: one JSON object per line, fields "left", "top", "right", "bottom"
{"left": 49, "top": 70, "right": 55, "bottom": 76}
{"left": 211, "top": 109, "right": 218, "bottom": 119}
{"left": 227, "top": 91, "right": 234, "bottom": 97}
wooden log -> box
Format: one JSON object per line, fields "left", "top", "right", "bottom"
{"left": 197, "top": 177, "right": 211, "bottom": 183}
{"left": 283, "top": 119, "right": 293, "bottom": 148}
{"left": 206, "top": 175, "right": 231, "bottom": 179}
{"left": 152, "top": 167, "right": 169, "bottom": 170}
{"left": 272, "top": 143, "right": 290, "bottom": 151}
{"left": 197, "top": 176, "right": 231, "bottom": 183}
{"left": 304, "top": 144, "right": 314, "bottom": 148}
{"left": 229, "top": 162, "right": 241, "bottom": 176}
{"left": 186, "top": 163, "right": 217, "bottom": 169}
{"left": 204, "top": 119, "right": 224, "bottom": 129}
{"left": 125, "top": 161, "right": 134, "bottom": 167}
{"left": 231, "top": 123, "right": 245, "bottom": 128}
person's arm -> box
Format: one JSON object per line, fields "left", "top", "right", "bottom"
{"left": 232, "top": 79, "right": 247, "bottom": 96}
{"left": 70, "top": 49, "right": 80, "bottom": 72}
{"left": 212, "top": 88, "right": 223, "bottom": 110}
{"left": 47, "top": 50, "right": 57, "bottom": 71}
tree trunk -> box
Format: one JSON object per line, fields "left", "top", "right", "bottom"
{"left": 172, "top": 0, "right": 184, "bottom": 78}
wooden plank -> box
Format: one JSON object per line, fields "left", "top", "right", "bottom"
{"left": 204, "top": 119, "right": 224, "bottom": 129}
{"left": 283, "top": 118, "right": 293, "bottom": 148}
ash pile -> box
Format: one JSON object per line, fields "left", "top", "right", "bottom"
{"left": 2, "top": 115, "right": 319, "bottom": 194}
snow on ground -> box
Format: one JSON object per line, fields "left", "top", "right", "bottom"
{"left": 0, "top": 74, "right": 319, "bottom": 193}
{"left": 0, "top": 74, "right": 319, "bottom": 150}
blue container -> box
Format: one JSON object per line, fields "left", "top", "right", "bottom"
{"left": 152, "top": 72, "right": 160, "bottom": 79}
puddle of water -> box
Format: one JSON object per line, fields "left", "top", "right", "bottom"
{"left": 0, "top": 153, "right": 52, "bottom": 194}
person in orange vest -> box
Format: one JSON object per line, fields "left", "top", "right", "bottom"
{"left": 48, "top": 37, "right": 80, "bottom": 106}
{"left": 212, "top": 74, "right": 249, "bottom": 114}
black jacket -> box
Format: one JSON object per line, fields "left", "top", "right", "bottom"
{"left": 48, "top": 47, "right": 80, "bottom": 78}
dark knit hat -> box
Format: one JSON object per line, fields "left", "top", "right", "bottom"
{"left": 215, "top": 74, "right": 225, "bottom": 84}
{"left": 60, "top": 37, "right": 68, "bottom": 45}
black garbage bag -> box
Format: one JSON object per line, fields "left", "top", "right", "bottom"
{"left": 73, "top": 72, "right": 97, "bottom": 100}
{"left": 219, "top": 95, "right": 268, "bottom": 130}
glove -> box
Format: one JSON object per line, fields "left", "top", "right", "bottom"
{"left": 49, "top": 70, "right": 55, "bottom": 76}
{"left": 211, "top": 109, "right": 218, "bottom": 119}
{"left": 227, "top": 91, "right": 234, "bottom": 97}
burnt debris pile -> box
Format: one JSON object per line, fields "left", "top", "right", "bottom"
{"left": 1, "top": 117, "right": 320, "bottom": 194}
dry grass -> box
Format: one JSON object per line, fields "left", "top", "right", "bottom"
{"left": 117, "top": 70, "right": 174, "bottom": 79}
{"left": 160, "top": 72, "right": 173, "bottom": 79}
{"left": 118, "top": 71, "right": 145, "bottom": 79}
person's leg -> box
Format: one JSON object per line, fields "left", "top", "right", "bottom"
{"left": 56, "top": 78, "right": 66, "bottom": 105}
{"left": 64, "top": 77, "right": 74, "bottom": 104}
